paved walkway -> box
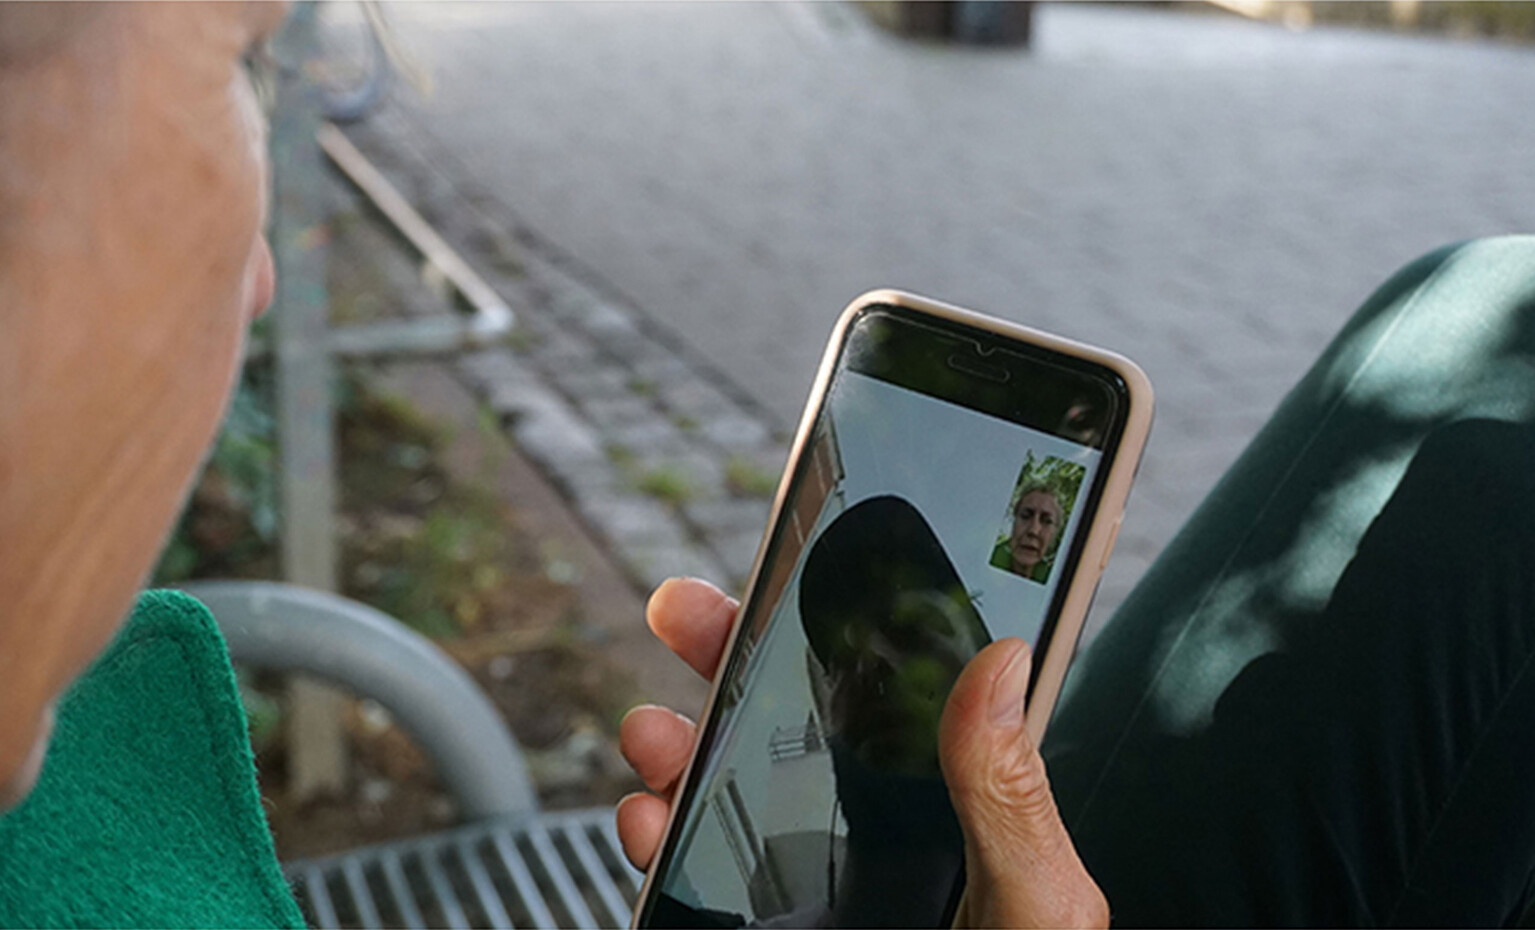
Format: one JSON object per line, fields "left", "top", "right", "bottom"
{"left": 356, "top": 2, "right": 1535, "bottom": 634}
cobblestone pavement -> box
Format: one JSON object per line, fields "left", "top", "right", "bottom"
{"left": 350, "top": 2, "right": 1535, "bottom": 635}
{"left": 347, "top": 115, "right": 791, "bottom": 602}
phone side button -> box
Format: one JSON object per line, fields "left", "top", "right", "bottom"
{"left": 1098, "top": 517, "right": 1123, "bottom": 572}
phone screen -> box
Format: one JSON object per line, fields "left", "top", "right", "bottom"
{"left": 638, "top": 306, "right": 1128, "bottom": 928}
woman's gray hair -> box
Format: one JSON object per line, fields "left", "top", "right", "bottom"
{"left": 1012, "top": 483, "right": 1063, "bottom": 517}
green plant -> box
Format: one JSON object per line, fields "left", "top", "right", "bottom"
{"left": 505, "top": 327, "right": 542, "bottom": 354}
{"left": 156, "top": 363, "right": 542, "bottom": 644}
{"left": 605, "top": 443, "right": 637, "bottom": 468}
{"left": 474, "top": 402, "right": 509, "bottom": 480}
{"left": 636, "top": 466, "right": 695, "bottom": 506}
{"left": 237, "top": 670, "right": 284, "bottom": 754}
{"left": 725, "top": 456, "right": 778, "bottom": 498}
{"left": 153, "top": 369, "right": 279, "bottom": 583}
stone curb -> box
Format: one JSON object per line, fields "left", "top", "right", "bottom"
{"left": 341, "top": 113, "right": 789, "bottom": 596}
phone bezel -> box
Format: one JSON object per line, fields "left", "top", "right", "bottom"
{"left": 631, "top": 290, "right": 1154, "bottom": 928}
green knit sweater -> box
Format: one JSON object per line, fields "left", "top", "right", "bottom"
{"left": 0, "top": 590, "right": 304, "bottom": 928}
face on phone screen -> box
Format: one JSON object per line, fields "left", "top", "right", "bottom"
{"left": 639, "top": 307, "right": 1126, "bottom": 929}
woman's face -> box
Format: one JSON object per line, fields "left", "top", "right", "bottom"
{"left": 0, "top": 2, "right": 285, "bottom": 807}
{"left": 1009, "top": 490, "right": 1063, "bottom": 573}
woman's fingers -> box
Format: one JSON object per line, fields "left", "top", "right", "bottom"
{"left": 616, "top": 703, "right": 699, "bottom": 871}
{"left": 645, "top": 577, "right": 739, "bottom": 680}
{"left": 618, "top": 579, "right": 737, "bottom": 873}
{"left": 619, "top": 704, "right": 697, "bottom": 795}
{"left": 616, "top": 792, "right": 671, "bottom": 870}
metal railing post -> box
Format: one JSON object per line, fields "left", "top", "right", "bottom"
{"left": 271, "top": 2, "right": 348, "bottom": 800}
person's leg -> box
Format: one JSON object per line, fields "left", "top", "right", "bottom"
{"left": 1060, "top": 419, "right": 1535, "bottom": 925}
{"left": 1042, "top": 236, "right": 1535, "bottom": 925}
{"left": 1276, "top": 419, "right": 1535, "bottom": 926}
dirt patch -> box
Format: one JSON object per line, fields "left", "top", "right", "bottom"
{"left": 183, "top": 371, "right": 654, "bottom": 861}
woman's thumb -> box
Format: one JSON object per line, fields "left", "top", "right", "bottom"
{"left": 939, "top": 639, "right": 1109, "bottom": 928}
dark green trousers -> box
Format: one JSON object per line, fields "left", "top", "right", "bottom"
{"left": 1043, "top": 236, "right": 1535, "bottom": 927}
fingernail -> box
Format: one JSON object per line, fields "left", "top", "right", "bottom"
{"left": 989, "top": 641, "right": 1031, "bottom": 727}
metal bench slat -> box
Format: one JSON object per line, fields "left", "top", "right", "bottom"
{"left": 284, "top": 809, "right": 637, "bottom": 929}
{"left": 574, "top": 810, "right": 642, "bottom": 901}
{"left": 304, "top": 866, "right": 341, "bottom": 930}
{"left": 381, "top": 849, "right": 428, "bottom": 930}
{"left": 456, "top": 836, "right": 517, "bottom": 929}
{"left": 526, "top": 822, "right": 599, "bottom": 929}
{"left": 341, "top": 857, "right": 383, "bottom": 929}
{"left": 421, "top": 843, "right": 471, "bottom": 930}
{"left": 559, "top": 821, "right": 632, "bottom": 929}
{"left": 488, "top": 828, "right": 561, "bottom": 930}
{"left": 491, "top": 830, "right": 560, "bottom": 929}
{"left": 596, "top": 815, "right": 640, "bottom": 886}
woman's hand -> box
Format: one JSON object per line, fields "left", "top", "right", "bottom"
{"left": 616, "top": 577, "right": 1109, "bottom": 929}
{"left": 614, "top": 577, "right": 738, "bottom": 865}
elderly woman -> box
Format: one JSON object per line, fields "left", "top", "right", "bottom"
{"left": 6, "top": 4, "right": 1535, "bottom": 928}
{"left": 0, "top": 2, "right": 281, "bottom": 808}
{"left": 0, "top": 4, "right": 1102, "bottom": 926}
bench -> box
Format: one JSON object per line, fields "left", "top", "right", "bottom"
{"left": 184, "top": 581, "right": 642, "bottom": 929}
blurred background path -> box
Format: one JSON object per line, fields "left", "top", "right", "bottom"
{"left": 357, "top": 1, "right": 1535, "bottom": 630}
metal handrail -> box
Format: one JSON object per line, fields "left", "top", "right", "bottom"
{"left": 182, "top": 580, "right": 539, "bottom": 820}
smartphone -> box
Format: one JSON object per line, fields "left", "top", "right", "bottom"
{"left": 633, "top": 291, "right": 1152, "bottom": 929}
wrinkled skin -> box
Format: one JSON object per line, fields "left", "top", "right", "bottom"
{"left": 0, "top": 1, "right": 284, "bottom": 808}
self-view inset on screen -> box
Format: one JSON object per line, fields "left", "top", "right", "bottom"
{"left": 988, "top": 453, "right": 1088, "bottom": 585}
{"left": 650, "top": 369, "right": 1100, "bottom": 928}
